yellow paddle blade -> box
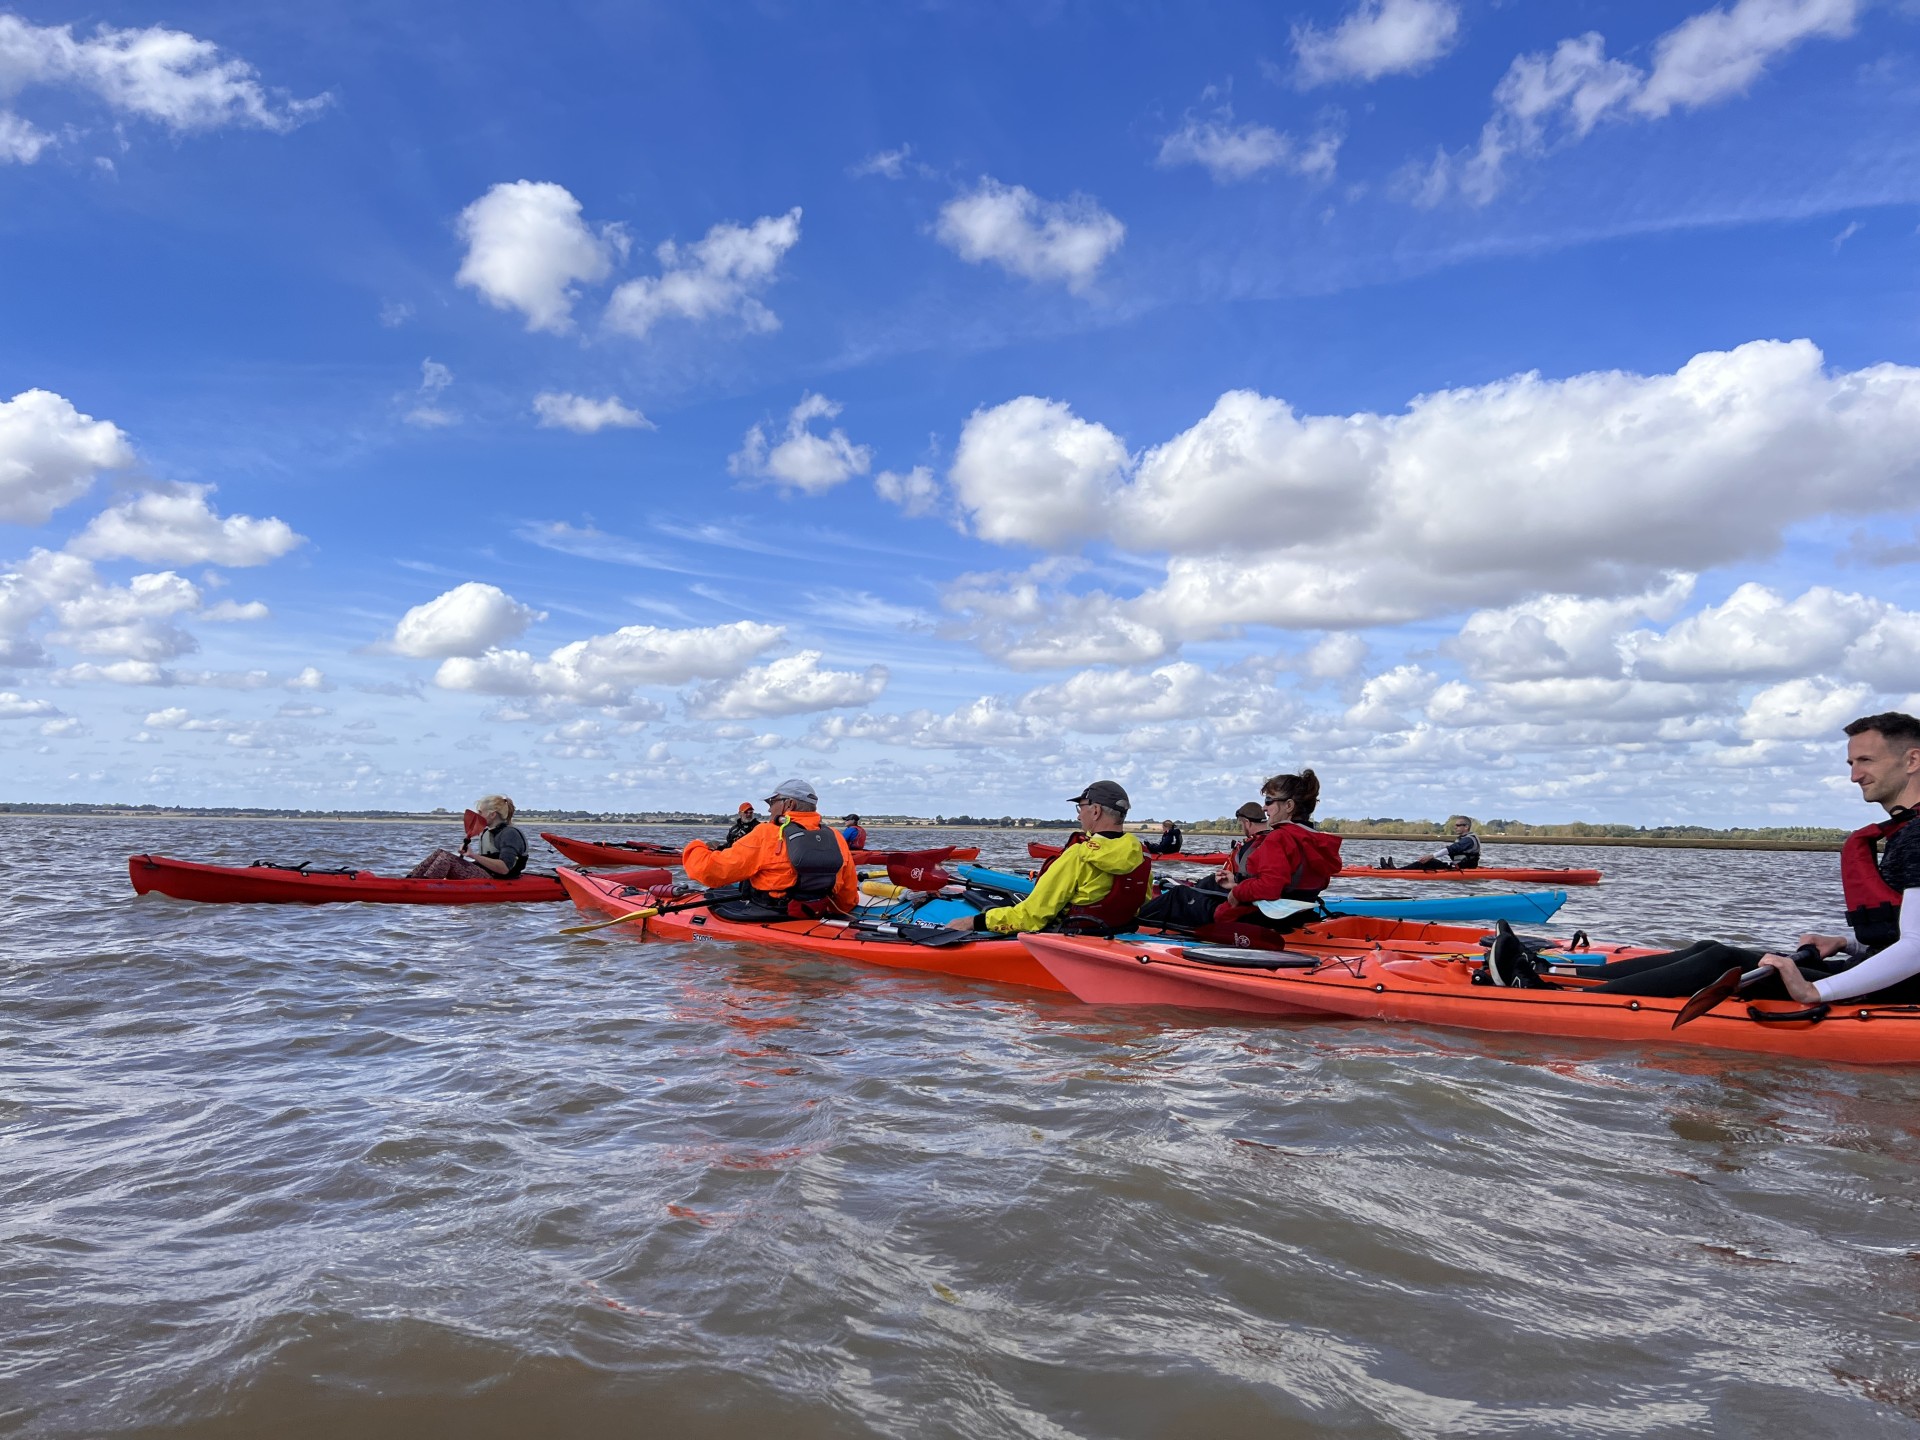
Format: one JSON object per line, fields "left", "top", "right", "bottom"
{"left": 559, "top": 905, "right": 659, "bottom": 936}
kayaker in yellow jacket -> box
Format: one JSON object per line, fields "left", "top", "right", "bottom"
{"left": 946, "top": 780, "right": 1148, "bottom": 934}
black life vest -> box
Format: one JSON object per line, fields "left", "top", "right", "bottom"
{"left": 1229, "top": 831, "right": 1266, "bottom": 882}
{"left": 746, "top": 819, "right": 847, "bottom": 918}
{"left": 476, "top": 823, "right": 527, "bottom": 878}
{"left": 1842, "top": 808, "right": 1916, "bottom": 953}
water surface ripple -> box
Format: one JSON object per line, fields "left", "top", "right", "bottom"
{"left": 5, "top": 819, "right": 1920, "bottom": 1437}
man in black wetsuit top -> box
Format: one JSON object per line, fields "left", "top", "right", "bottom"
{"left": 1406, "top": 815, "right": 1480, "bottom": 871}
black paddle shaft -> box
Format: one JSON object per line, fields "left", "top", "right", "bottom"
{"left": 1733, "top": 942, "right": 1825, "bottom": 995}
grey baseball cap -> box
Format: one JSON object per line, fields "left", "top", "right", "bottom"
{"left": 1234, "top": 801, "right": 1266, "bottom": 822}
{"left": 766, "top": 778, "right": 818, "bottom": 806}
{"left": 1068, "top": 780, "right": 1130, "bottom": 813}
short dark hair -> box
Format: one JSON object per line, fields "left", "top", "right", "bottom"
{"left": 1845, "top": 712, "right": 1920, "bottom": 749}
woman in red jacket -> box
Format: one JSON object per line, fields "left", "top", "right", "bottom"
{"left": 1225, "top": 770, "right": 1342, "bottom": 908}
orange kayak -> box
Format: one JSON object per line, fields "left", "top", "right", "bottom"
{"left": 130, "top": 853, "right": 670, "bottom": 905}
{"left": 544, "top": 831, "right": 979, "bottom": 869}
{"left": 557, "top": 868, "right": 1065, "bottom": 990}
{"left": 1021, "top": 935, "right": 1920, "bottom": 1065}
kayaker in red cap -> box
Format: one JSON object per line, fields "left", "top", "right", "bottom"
{"left": 718, "top": 801, "right": 759, "bottom": 850}
{"left": 682, "top": 778, "right": 859, "bottom": 918}
{"left": 945, "top": 780, "right": 1149, "bottom": 934}
{"left": 407, "top": 795, "right": 528, "bottom": 880}
{"left": 1504, "top": 714, "right": 1920, "bottom": 998}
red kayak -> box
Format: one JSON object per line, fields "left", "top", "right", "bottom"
{"left": 541, "top": 833, "right": 682, "bottom": 867}
{"left": 1027, "top": 840, "right": 1229, "bottom": 867}
{"left": 1335, "top": 864, "right": 1603, "bottom": 885}
{"left": 129, "top": 854, "right": 670, "bottom": 905}
{"left": 544, "top": 831, "right": 980, "bottom": 869}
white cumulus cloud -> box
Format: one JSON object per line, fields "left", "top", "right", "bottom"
{"left": 939, "top": 341, "right": 1920, "bottom": 659}
{"left": 436, "top": 620, "right": 784, "bottom": 706}
{"left": 1294, "top": 0, "right": 1461, "bottom": 87}
{"left": 0, "top": 14, "right": 327, "bottom": 164}
{"left": 200, "top": 598, "right": 269, "bottom": 622}
{"left": 1157, "top": 113, "right": 1342, "bottom": 183}
{"left": 686, "top": 650, "right": 889, "bottom": 718}
{"left": 0, "top": 389, "right": 135, "bottom": 525}
{"left": 71, "top": 484, "right": 304, "bottom": 567}
{"left": 0, "top": 690, "right": 58, "bottom": 719}
{"left": 1739, "top": 676, "right": 1874, "bottom": 741}
{"left": 949, "top": 396, "right": 1131, "bottom": 547}
{"left": 1453, "top": 580, "right": 1696, "bottom": 682}
{"left": 532, "top": 392, "right": 652, "bottom": 433}
{"left": 0, "top": 109, "right": 52, "bottom": 163}
{"left": 604, "top": 208, "right": 802, "bottom": 338}
{"left": 728, "top": 393, "right": 872, "bottom": 495}
{"left": 875, "top": 465, "right": 940, "bottom": 517}
{"left": 455, "top": 180, "right": 625, "bottom": 335}
{"left": 388, "top": 582, "right": 545, "bottom": 659}
{"left": 935, "top": 178, "right": 1124, "bottom": 292}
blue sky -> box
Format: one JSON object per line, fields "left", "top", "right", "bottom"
{"left": 4, "top": 0, "right": 1920, "bottom": 825}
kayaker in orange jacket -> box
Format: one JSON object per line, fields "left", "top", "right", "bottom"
{"left": 682, "top": 778, "right": 860, "bottom": 915}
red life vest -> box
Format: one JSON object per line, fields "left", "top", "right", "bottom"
{"left": 1842, "top": 808, "right": 1916, "bottom": 953}
{"left": 1038, "top": 832, "right": 1153, "bottom": 935}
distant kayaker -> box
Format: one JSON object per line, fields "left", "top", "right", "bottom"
{"left": 944, "top": 780, "right": 1149, "bottom": 934}
{"left": 1143, "top": 819, "right": 1184, "bottom": 855}
{"left": 1138, "top": 775, "right": 1341, "bottom": 935}
{"left": 1504, "top": 714, "right": 1920, "bottom": 999}
{"left": 718, "top": 802, "right": 759, "bottom": 850}
{"left": 682, "top": 778, "right": 859, "bottom": 918}
{"left": 1137, "top": 800, "right": 1267, "bottom": 930}
{"left": 842, "top": 814, "right": 868, "bottom": 851}
{"left": 408, "top": 795, "right": 528, "bottom": 880}
{"left": 1405, "top": 815, "right": 1481, "bottom": 871}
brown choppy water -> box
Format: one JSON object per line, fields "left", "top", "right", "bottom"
{"left": 6, "top": 818, "right": 1920, "bottom": 1438}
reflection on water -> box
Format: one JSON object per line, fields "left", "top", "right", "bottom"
{"left": 4, "top": 818, "right": 1919, "bottom": 1438}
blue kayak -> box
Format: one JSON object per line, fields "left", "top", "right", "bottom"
{"left": 932, "top": 863, "right": 1568, "bottom": 926}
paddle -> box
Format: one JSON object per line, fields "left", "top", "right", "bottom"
{"left": 884, "top": 851, "right": 958, "bottom": 890}
{"left": 463, "top": 809, "right": 486, "bottom": 840}
{"left": 558, "top": 892, "right": 707, "bottom": 935}
{"left": 1671, "top": 943, "right": 1821, "bottom": 1029}
{"left": 843, "top": 917, "right": 977, "bottom": 948}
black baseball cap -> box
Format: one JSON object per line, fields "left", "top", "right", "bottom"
{"left": 1068, "top": 780, "right": 1130, "bottom": 813}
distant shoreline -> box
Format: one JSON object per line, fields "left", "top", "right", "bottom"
{"left": 0, "top": 810, "right": 1845, "bottom": 852}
